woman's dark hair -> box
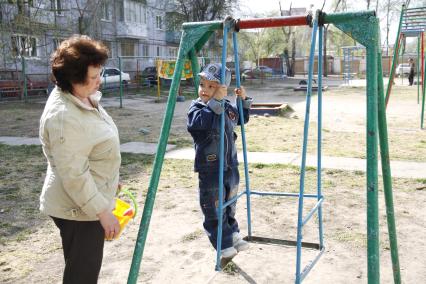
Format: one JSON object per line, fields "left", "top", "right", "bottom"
{"left": 51, "top": 35, "right": 108, "bottom": 93}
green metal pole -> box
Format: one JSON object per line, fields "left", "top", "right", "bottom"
{"left": 324, "top": 11, "right": 382, "bottom": 283}
{"left": 385, "top": 5, "right": 405, "bottom": 107}
{"left": 119, "top": 56, "right": 123, "bottom": 108}
{"left": 377, "top": 53, "right": 402, "bottom": 284}
{"left": 418, "top": 36, "right": 420, "bottom": 104}
{"left": 366, "top": 35, "right": 380, "bottom": 284}
{"left": 127, "top": 34, "right": 187, "bottom": 284}
{"left": 188, "top": 48, "right": 200, "bottom": 97}
{"left": 22, "top": 56, "right": 27, "bottom": 102}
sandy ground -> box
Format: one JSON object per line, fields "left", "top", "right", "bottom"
{"left": 1, "top": 78, "right": 425, "bottom": 283}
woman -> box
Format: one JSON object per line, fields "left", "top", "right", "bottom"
{"left": 39, "top": 35, "right": 121, "bottom": 283}
{"left": 409, "top": 58, "right": 415, "bottom": 86}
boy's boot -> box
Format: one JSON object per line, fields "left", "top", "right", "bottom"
{"left": 221, "top": 246, "right": 238, "bottom": 259}
{"left": 232, "top": 232, "right": 250, "bottom": 252}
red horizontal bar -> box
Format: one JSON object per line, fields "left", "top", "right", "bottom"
{"left": 236, "top": 15, "right": 311, "bottom": 30}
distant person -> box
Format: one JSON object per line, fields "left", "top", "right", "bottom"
{"left": 187, "top": 63, "right": 252, "bottom": 261}
{"left": 39, "top": 35, "right": 121, "bottom": 283}
{"left": 409, "top": 58, "right": 415, "bottom": 86}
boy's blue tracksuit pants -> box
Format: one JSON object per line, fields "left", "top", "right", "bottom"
{"left": 198, "top": 167, "right": 240, "bottom": 250}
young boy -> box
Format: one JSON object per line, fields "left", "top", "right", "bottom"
{"left": 187, "top": 63, "right": 252, "bottom": 260}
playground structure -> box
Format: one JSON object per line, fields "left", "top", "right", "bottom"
{"left": 126, "top": 10, "right": 401, "bottom": 284}
{"left": 342, "top": 45, "right": 365, "bottom": 84}
{"left": 386, "top": 4, "right": 426, "bottom": 129}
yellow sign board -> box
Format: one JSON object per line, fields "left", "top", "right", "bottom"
{"left": 158, "top": 60, "right": 193, "bottom": 79}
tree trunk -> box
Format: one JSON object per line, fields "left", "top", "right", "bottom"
{"left": 386, "top": 0, "right": 390, "bottom": 56}
{"left": 78, "top": 17, "right": 84, "bottom": 34}
{"left": 284, "top": 48, "right": 291, "bottom": 76}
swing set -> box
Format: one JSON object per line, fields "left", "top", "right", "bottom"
{"left": 385, "top": 4, "right": 426, "bottom": 129}
{"left": 126, "top": 10, "right": 401, "bottom": 284}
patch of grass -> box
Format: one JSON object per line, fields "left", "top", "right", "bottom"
{"left": 167, "top": 136, "right": 193, "bottom": 148}
{"left": 305, "top": 166, "right": 316, "bottom": 172}
{"left": 14, "top": 228, "right": 35, "bottom": 242}
{"left": 222, "top": 261, "right": 238, "bottom": 274}
{"left": 120, "top": 153, "right": 154, "bottom": 166}
{"left": 0, "top": 144, "right": 46, "bottom": 242}
{"left": 181, "top": 229, "right": 204, "bottom": 243}
{"left": 332, "top": 230, "right": 367, "bottom": 248}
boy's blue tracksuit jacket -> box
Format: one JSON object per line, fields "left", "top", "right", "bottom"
{"left": 187, "top": 97, "right": 253, "bottom": 172}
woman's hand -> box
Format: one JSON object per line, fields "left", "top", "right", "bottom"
{"left": 235, "top": 86, "right": 246, "bottom": 100}
{"left": 213, "top": 84, "right": 227, "bottom": 101}
{"left": 97, "top": 209, "right": 120, "bottom": 240}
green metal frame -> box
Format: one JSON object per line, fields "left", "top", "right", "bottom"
{"left": 323, "top": 11, "right": 401, "bottom": 283}
{"left": 127, "top": 11, "right": 401, "bottom": 284}
{"left": 385, "top": 4, "right": 426, "bottom": 129}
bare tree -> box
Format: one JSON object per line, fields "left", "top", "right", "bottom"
{"left": 322, "top": 0, "right": 347, "bottom": 76}
{"left": 174, "top": 0, "right": 238, "bottom": 22}
{"left": 74, "top": 0, "right": 103, "bottom": 35}
{"left": 239, "top": 30, "right": 265, "bottom": 66}
{"left": 381, "top": 0, "right": 407, "bottom": 56}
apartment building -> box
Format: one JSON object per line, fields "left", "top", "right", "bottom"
{"left": 0, "top": 0, "right": 182, "bottom": 74}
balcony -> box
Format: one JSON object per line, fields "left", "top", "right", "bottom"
{"left": 117, "top": 21, "right": 148, "bottom": 39}
{"left": 29, "top": 7, "right": 55, "bottom": 25}
{"left": 165, "top": 31, "right": 181, "bottom": 44}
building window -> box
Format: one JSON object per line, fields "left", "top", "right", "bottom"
{"left": 142, "top": 6, "right": 146, "bottom": 23}
{"left": 103, "top": 41, "right": 113, "bottom": 57}
{"left": 11, "top": 35, "right": 37, "bottom": 57}
{"left": 168, "top": 47, "right": 177, "bottom": 57}
{"left": 156, "top": 15, "right": 162, "bottom": 29}
{"left": 101, "top": 1, "right": 111, "bottom": 21}
{"left": 117, "top": 0, "right": 124, "bottom": 21}
{"left": 119, "top": 1, "right": 147, "bottom": 23}
{"left": 156, "top": 46, "right": 161, "bottom": 57}
{"left": 52, "top": 38, "right": 64, "bottom": 51}
{"left": 142, "top": 45, "right": 149, "bottom": 57}
{"left": 51, "top": 0, "right": 62, "bottom": 15}
{"left": 125, "top": 1, "right": 134, "bottom": 22}
{"left": 121, "top": 41, "right": 135, "bottom": 56}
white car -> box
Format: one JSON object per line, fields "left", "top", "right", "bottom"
{"left": 101, "top": 67, "right": 130, "bottom": 87}
{"left": 395, "top": 63, "right": 412, "bottom": 77}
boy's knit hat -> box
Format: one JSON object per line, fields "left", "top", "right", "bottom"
{"left": 198, "top": 63, "right": 232, "bottom": 87}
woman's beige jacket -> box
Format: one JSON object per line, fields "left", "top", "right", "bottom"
{"left": 39, "top": 87, "right": 121, "bottom": 221}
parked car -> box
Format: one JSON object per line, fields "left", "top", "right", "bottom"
{"left": 395, "top": 63, "right": 412, "bottom": 77}
{"left": 0, "top": 69, "right": 48, "bottom": 98}
{"left": 242, "top": 66, "right": 274, "bottom": 80}
{"left": 101, "top": 67, "right": 130, "bottom": 88}
{"left": 136, "top": 66, "right": 189, "bottom": 87}
{"left": 138, "top": 66, "right": 158, "bottom": 85}
{"left": 226, "top": 62, "right": 240, "bottom": 80}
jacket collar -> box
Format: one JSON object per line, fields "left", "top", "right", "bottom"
{"left": 55, "top": 86, "right": 102, "bottom": 110}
